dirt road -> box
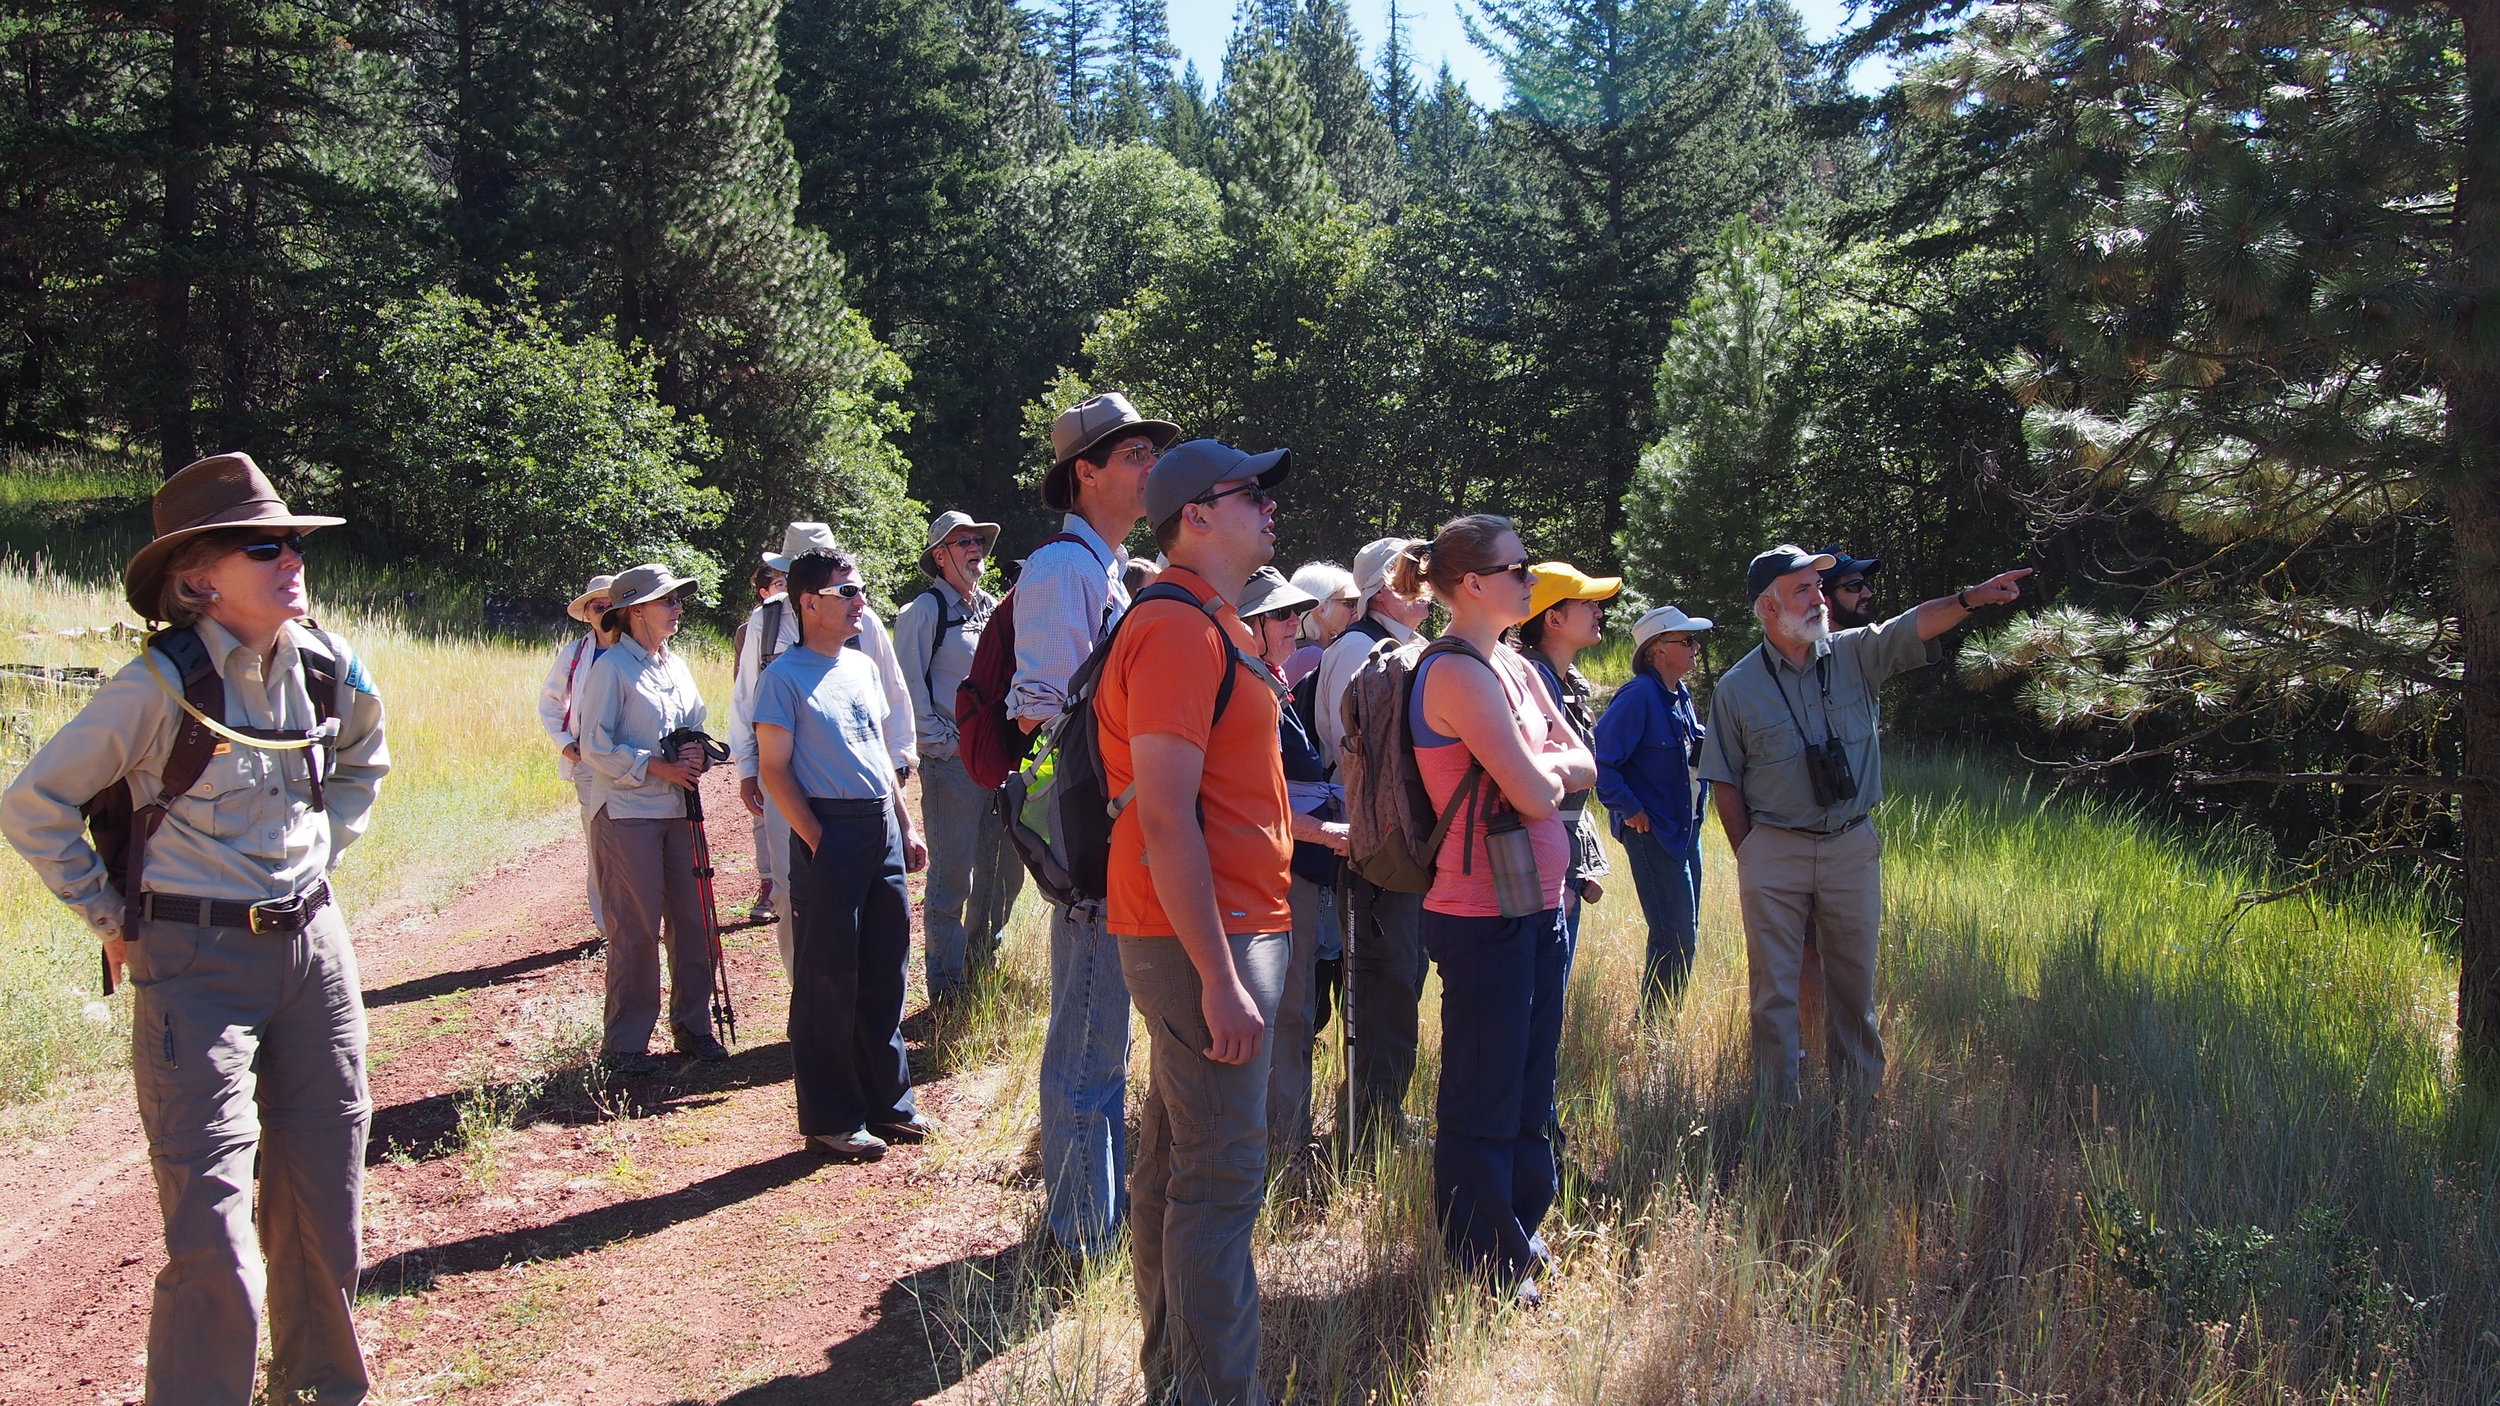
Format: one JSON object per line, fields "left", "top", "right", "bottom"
{"left": 0, "top": 768, "right": 1035, "bottom": 1404}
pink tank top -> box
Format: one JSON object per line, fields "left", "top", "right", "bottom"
{"left": 1411, "top": 644, "right": 1572, "bottom": 918}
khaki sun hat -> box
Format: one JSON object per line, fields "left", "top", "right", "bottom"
{"left": 1042, "top": 391, "right": 1180, "bottom": 512}
{"left": 1351, "top": 536, "right": 1421, "bottom": 613}
{"left": 123, "top": 452, "right": 344, "bottom": 621}
{"left": 1631, "top": 605, "right": 1715, "bottom": 654}
{"left": 1238, "top": 565, "right": 1319, "bottom": 620}
{"left": 568, "top": 573, "right": 618, "bottom": 624}
{"left": 605, "top": 562, "right": 699, "bottom": 615}
{"left": 1525, "top": 562, "right": 1622, "bottom": 621}
{"left": 763, "top": 522, "right": 842, "bottom": 573}
{"left": 920, "top": 509, "right": 1001, "bottom": 576}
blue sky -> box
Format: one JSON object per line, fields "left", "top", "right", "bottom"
{"left": 1165, "top": 0, "right": 1876, "bottom": 104}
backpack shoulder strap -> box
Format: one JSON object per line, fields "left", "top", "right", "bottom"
{"left": 759, "top": 598, "right": 786, "bottom": 667}
{"left": 1348, "top": 614, "right": 1393, "bottom": 645}
{"left": 148, "top": 626, "right": 225, "bottom": 798}
{"left": 294, "top": 622, "right": 343, "bottom": 725}
{"left": 916, "top": 586, "right": 951, "bottom": 696}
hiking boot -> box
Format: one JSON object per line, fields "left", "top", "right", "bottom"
{"left": 675, "top": 1032, "right": 731, "bottom": 1063}
{"left": 812, "top": 1129, "right": 887, "bottom": 1162}
{"left": 600, "top": 1051, "right": 661, "bottom": 1077}
{"left": 870, "top": 1113, "right": 938, "bottom": 1145}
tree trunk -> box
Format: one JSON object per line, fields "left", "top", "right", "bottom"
{"left": 2448, "top": 0, "right": 2500, "bottom": 1083}
{"left": 155, "top": 1, "right": 206, "bottom": 474}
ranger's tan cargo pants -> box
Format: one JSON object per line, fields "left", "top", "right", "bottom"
{"left": 1735, "top": 820, "right": 1886, "bottom": 1107}
{"left": 129, "top": 901, "right": 370, "bottom": 1405}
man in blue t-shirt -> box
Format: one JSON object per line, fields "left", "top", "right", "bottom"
{"left": 755, "top": 548, "right": 931, "bottom": 1161}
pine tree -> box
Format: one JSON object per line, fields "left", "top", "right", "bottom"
{"left": 1041, "top": 0, "right": 1110, "bottom": 141}
{"left": 1157, "top": 60, "right": 1216, "bottom": 169}
{"left": 1098, "top": 0, "right": 1176, "bottom": 143}
{"left": 1213, "top": 44, "right": 1336, "bottom": 234}
{"left": 1404, "top": 62, "right": 1484, "bottom": 200}
{"left": 1471, "top": 0, "right": 1802, "bottom": 550}
{"left": 1288, "top": 0, "right": 1395, "bottom": 210}
{"left": 1376, "top": 0, "right": 1420, "bottom": 160}
{"left": 537, "top": 0, "right": 919, "bottom": 574}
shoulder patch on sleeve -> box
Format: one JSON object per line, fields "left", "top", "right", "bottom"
{"left": 344, "top": 651, "right": 378, "bottom": 697}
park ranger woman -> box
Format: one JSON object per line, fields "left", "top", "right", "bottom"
{"left": 1, "top": 452, "right": 390, "bottom": 1406}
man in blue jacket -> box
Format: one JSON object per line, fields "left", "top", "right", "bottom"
{"left": 1593, "top": 605, "right": 1716, "bottom": 1007}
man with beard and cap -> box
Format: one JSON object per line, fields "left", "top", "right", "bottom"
{"left": 1821, "top": 549, "right": 1883, "bottom": 631}
{"left": 1699, "top": 544, "right": 2031, "bottom": 1110}
{"left": 730, "top": 522, "right": 918, "bottom": 982}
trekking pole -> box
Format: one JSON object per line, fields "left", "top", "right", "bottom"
{"left": 1337, "top": 863, "right": 1356, "bottom": 1167}
{"left": 662, "top": 728, "right": 737, "bottom": 1045}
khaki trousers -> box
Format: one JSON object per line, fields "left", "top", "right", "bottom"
{"left": 591, "top": 810, "right": 716, "bottom": 1054}
{"left": 1734, "top": 821, "right": 1885, "bottom": 1106}
{"left": 128, "top": 901, "right": 370, "bottom": 1406}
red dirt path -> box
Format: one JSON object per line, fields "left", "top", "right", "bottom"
{"left": 0, "top": 768, "right": 1033, "bottom": 1404}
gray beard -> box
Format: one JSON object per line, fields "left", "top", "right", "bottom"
{"left": 1779, "top": 604, "right": 1831, "bottom": 648}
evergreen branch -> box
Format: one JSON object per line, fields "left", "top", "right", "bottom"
{"left": 2186, "top": 771, "right": 2490, "bottom": 797}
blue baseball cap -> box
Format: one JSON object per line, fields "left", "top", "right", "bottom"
{"left": 1746, "top": 543, "right": 1838, "bottom": 599}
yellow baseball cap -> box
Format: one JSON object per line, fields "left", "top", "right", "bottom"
{"left": 1526, "top": 562, "right": 1622, "bottom": 621}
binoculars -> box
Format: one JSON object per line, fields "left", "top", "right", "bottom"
{"left": 1804, "top": 736, "right": 1859, "bottom": 807}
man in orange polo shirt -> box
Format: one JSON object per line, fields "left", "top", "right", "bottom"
{"left": 1097, "top": 438, "right": 1294, "bottom": 1406}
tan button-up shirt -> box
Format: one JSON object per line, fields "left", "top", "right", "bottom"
{"left": 0, "top": 617, "right": 391, "bottom": 938}
{"left": 579, "top": 634, "right": 709, "bottom": 819}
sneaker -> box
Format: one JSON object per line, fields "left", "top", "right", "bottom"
{"left": 812, "top": 1129, "right": 888, "bottom": 1162}
{"left": 600, "top": 1051, "right": 661, "bottom": 1077}
{"left": 675, "top": 1032, "right": 732, "bottom": 1062}
{"left": 748, "top": 881, "right": 777, "bottom": 925}
{"left": 870, "top": 1113, "right": 938, "bottom": 1144}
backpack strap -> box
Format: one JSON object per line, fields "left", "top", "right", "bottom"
{"left": 916, "top": 586, "right": 954, "bottom": 701}
{"left": 1409, "top": 636, "right": 1497, "bottom": 874}
{"left": 123, "top": 627, "right": 224, "bottom": 941}
{"left": 1348, "top": 614, "right": 1394, "bottom": 645}
{"left": 759, "top": 598, "right": 787, "bottom": 669}
{"left": 1103, "top": 581, "right": 1277, "bottom": 819}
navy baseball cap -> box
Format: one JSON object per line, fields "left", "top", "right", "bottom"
{"left": 1746, "top": 543, "right": 1838, "bottom": 599}
{"left": 1144, "top": 439, "right": 1292, "bottom": 525}
{"left": 1819, "top": 548, "right": 1883, "bottom": 585}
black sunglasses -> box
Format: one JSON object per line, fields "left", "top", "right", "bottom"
{"left": 1474, "top": 559, "right": 1532, "bottom": 585}
{"left": 1193, "top": 481, "right": 1274, "bottom": 510}
{"left": 1834, "top": 577, "right": 1871, "bottom": 593}
{"left": 238, "top": 532, "right": 308, "bottom": 562}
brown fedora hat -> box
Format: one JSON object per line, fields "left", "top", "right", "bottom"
{"left": 123, "top": 452, "right": 344, "bottom": 621}
{"left": 1040, "top": 391, "right": 1180, "bottom": 512}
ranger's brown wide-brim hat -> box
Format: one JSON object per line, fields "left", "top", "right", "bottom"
{"left": 123, "top": 452, "right": 343, "bottom": 621}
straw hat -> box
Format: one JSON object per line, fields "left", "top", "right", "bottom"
{"left": 568, "top": 573, "right": 618, "bottom": 624}
{"left": 123, "top": 452, "right": 343, "bottom": 621}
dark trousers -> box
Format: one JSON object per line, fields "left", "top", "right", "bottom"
{"left": 1337, "top": 875, "right": 1425, "bottom": 1144}
{"left": 788, "top": 797, "right": 917, "bottom": 1136}
{"left": 1423, "top": 905, "right": 1573, "bottom": 1280}
{"left": 1621, "top": 824, "right": 1704, "bottom": 1003}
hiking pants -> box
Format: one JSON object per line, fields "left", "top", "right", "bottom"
{"left": 919, "top": 754, "right": 1025, "bottom": 998}
{"left": 1337, "top": 875, "right": 1425, "bottom": 1149}
{"left": 1621, "top": 824, "right": 1704, "bottom": 1005}
{"left": 1122, "top": 931, "right": 1287, "bottom": 1406}
{"left": 1266, "top": 874, "right": 1334, "bottom": 1164}
{"left": 1736, "top": 821, "right": 1885, "bottom": 1106}
{"left": 129, "top": 901, "right": 370, "bottom": 1406}
{"left": 591, "top": 810, "right": 716, "bottom": 1055}
{"left": 1423, "top": 905, "right": 1571, "bottom": 1283}
{"left": 1040, "top": 900, "right": 1130, "bottom": 1255}
{"left": 787, "top": 798, "right": 917, "bottom": 1135}
{"left": 576, "top": 784, "right": 607, "bottom": 936}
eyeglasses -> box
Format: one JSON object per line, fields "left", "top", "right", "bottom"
{"left": 1193, "top": 481, "right": 1273, "bottom": 510}
{"left": 238, "top": 532, "right": 308, "bottom": 562}
{"left": 943, "top": 535, "right": 988, "bottom": 552}
{"left": 1655, "top": 635, "right": 1698, "bottom": 648}
{"left": 1255, "top": 601, "right": 1317, "bottom": 623}
{"left": 1833, "top": 578, "right": 1871, "bottom": 594}
{"left": 1109, "top": 440, "right": 1161, "bottom": 467}
{"left": 806, "top": 582, "right": 867, "bottom": 599}
{"left": 1473, "top": 560, "right": 1532, "bottom": 585}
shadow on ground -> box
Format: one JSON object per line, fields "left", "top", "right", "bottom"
{"left": 365, "top": 1039, "right": 795, "bottom": 1166}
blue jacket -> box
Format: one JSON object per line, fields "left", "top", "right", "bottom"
{"left": 1593, "top": 669, "right": 1708, "bottom": 844}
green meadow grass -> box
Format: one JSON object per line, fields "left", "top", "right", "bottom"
{"left": 931, "top": 751, "right": 2495, "bottom": 1404}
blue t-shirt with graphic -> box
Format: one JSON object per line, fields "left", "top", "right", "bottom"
{"left": 753, "top": 643, "right": 893, "bottom": 802}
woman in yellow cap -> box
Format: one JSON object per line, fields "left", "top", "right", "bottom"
{"left": 1518, "top": 562, "right": 1620, "bottom": 947}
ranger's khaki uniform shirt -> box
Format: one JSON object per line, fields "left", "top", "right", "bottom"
{"left": 578, "top": 635, "right": 710, "bottom": 820}
{"left": 1697, "top": 609, "right": 1938, "bottom": 833}
{"left": 0, "top": 616, "right": 390, "bottom": 938}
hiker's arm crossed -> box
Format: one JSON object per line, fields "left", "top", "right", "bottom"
{"left": 1440, "top": 659, "right": 1566, "bottom": 820}
{"left": 1520, "top": 651, "right": 1595, "bottom": 793}
{"left": 1131, "top": 731, "right": 1265, "bottom": 1065}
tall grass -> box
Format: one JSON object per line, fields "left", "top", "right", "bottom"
{"left": 0, "top": 558, "right": 728, "bottom": 1114}
{"left": 925, "top": 751, "right": 2497, "bottom": 1404}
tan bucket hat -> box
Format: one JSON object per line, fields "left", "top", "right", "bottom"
{"left": 568, "top": 573, "right": 618, "bottom": 624}
{"left": 123, "top": 452, "right": 344, "bottom": 621}
{"left": 919, "top": 509, "right": 1000, "bottom": 576}
{"left": 762, "top": 522, "right": 842, "bottom": 573}
{"left": 605, "top": 562, "right": 699, "bottom": 614}
{"left": 1042, "top": 392, "right": 1180, "bottom": 512}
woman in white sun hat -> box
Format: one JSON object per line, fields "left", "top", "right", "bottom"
{"left": 1592, "top": 604, "right": 1715, "bottom": 1008}
{"left": 539, "top": 571, "right": 620, "bottom": 946}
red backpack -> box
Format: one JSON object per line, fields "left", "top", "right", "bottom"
{"left": 955, "top": 532, "right": 1101, "bottom": 790}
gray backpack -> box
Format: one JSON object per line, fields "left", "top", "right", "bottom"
{"left": 1336, "top": 634, "right": 1484, "bottom": 893}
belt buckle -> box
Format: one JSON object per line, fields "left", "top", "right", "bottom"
{"left": 248, "top": 892, "right": 304, "bottom": 934}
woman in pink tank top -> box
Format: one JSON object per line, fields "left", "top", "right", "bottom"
{"left": 1396, "top": 514, "right": 1596, "bottom": 1302}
